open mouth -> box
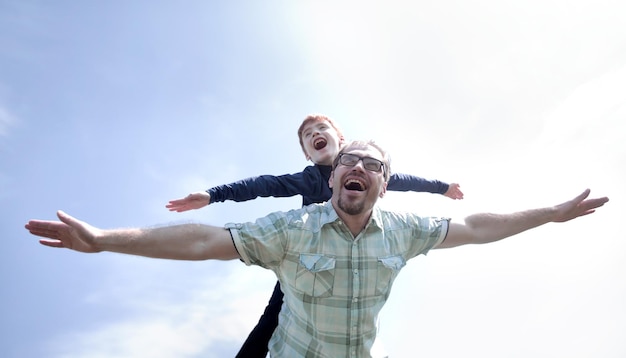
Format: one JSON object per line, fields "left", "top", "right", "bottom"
{"left": 344, "top": 179, "right": 366, "bottom": 191}
{"left": 313, "top": 138, "right": 327, "bottom": 150}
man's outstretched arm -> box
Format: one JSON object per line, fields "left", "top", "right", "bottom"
{"left": 438, "top": 189, "right": 609, "bottom": 249}
{"left": 25, "top": 211, "right": 240, "bottom": 261}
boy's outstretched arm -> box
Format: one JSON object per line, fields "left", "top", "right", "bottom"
{"left": 388, "top": 173, "right": 464, "bottom": 200}
{"left": 166, "top": 191, "right": 211, "bottom": 212}
{"left": 166, "top": 167, "right": 327, "bottom": 212}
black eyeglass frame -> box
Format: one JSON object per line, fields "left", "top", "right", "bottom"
{"left": 337, "top": 153, "right": 385, "bottom": 174}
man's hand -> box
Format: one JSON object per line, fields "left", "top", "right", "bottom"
{"left": 444, "top": 183, "right": 464, "bottom": 200}
{"left": 166, "top": 192, "right": 211, "bottom": 212}
{"left": 552, "top": 189, "right": 609, "bottom": 223}
{"left": 25, "top": 211, "right": 102, "bottom": 253}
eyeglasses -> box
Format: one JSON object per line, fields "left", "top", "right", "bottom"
{"left": 337, "top": 153, "right": 385, "bottom": 173}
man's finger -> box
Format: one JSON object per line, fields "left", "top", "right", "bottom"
{"left": 25, "top": 220, "right": 60, "bottom": 239}
{"left": 57, "top": 210, "right": 83, "bottom": 229}
{"left": 39, "top": 239, "right": 64, "bottom": 248}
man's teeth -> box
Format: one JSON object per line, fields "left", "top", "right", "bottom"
{"left": 344, "top": 179, "right": 365, "bottom": 191}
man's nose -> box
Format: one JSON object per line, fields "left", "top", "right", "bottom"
{"left": 351, "top": 159, "right": 367, "bottom": 171}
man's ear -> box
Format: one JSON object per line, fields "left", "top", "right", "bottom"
{"left": 379, "top": 182, "right": 388, "bottom": 198}
{"left": 328, "top": 171, "right": 334, "bottom": 188}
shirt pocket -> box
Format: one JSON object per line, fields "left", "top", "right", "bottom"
{"left": 376, "top": 255, "right": 406, "bottom": 296}
{"left": 295, "top": 253, "right": 336, "bottom": 298}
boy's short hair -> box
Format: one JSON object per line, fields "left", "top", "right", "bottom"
{"left": 297, "top": 114, "right": 345, "bottom": 155}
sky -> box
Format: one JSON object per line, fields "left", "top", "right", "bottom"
{"left": 1, "top": 0, "right": 624, "bottom": 357}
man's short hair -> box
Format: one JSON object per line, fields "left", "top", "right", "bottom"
{"left": 332, "top": 140, "right": 391, "bottom": 182}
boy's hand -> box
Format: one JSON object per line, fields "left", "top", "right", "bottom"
{"left": 444, "top": 183, "right": 464, "bottom": 200}
{"left": 166, "top": 192, "right": 211, "bottom": 212}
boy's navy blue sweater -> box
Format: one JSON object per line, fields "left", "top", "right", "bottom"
{"left": 207, "top": 164, "right": 449, "bottom": 207}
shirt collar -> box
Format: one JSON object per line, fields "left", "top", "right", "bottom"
{"left": 322, "top": 201, "right": 385, "bottom": 230}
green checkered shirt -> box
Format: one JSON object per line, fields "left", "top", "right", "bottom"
{"left": 227, "top": 201, "right": 448, "bottom": 357}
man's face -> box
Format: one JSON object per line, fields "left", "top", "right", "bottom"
{"left": 300, "top": 120, "right": 343, "bottom": 166}
{"left": 329, "top": 146, "right": 387, "bottom": 216}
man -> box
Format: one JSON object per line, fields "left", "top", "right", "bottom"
{"left": 166, "top": 114, "right": 463, "bottom": 357}
{"left": 25, "top": 140, "right": 608, "bottom": 357}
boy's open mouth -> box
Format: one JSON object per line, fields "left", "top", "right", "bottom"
{"left": 314, "top": 138, "right": 327, "bottom": 150}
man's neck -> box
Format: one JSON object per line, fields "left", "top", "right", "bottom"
{"left": 332, "top": 202, "right": 373, "bottom": 237}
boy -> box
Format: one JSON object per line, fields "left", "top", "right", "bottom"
{"left": 167, "top": 114, "right": 463, "bottom": 211}
{"left": 166, "top": 114, "right": 464, "bottom": 357}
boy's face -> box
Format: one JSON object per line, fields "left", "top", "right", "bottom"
{"left": 300, "top": 120, "right": 344, "bottom": 166}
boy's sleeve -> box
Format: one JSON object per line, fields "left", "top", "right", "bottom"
{"left": 387, "top": 173, "right": 450, "bottom": 194}
{"left": 207, "top": 167, "right": 320, "bottom": 203}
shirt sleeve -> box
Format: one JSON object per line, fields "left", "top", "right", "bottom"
{"left": 431, "top": 217, "right": 450, "bottom": 249}
{"left": 224, "top": 211, "right": 291, "bottom": 269}
{"left": 387, "top": 172, "right": 450, "bottom": 195}
{"left": 400, "top": 214, "right": 450, "bottom": 257}
{"left": 207, "top": 167, "right": 320, "bottom": 204}
{"left": 409, "top": 216, "right": 449, "bottom": 256}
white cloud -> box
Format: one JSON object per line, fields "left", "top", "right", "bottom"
{"left": 377, "top": 57, "right": 625, "bottom": 358}
{"left": 0, "top": 105, "right": 16, "bottom": 137}
{"left": 45, "top": 261, "right": 277, "bottom": 358}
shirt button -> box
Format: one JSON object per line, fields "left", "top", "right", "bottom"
{"left": 352, "top": 297, "right": 358, "bottom": 302}
{"left": 353, "top": 269, "right": 358, "bottom": 275}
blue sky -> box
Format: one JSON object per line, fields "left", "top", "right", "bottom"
{"left": 1, "top": 1, "right": 625, "bottom": 357}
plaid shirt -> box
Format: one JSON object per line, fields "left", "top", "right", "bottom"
{"left": 227, "top": 201, "right": 449, "bottom": 358}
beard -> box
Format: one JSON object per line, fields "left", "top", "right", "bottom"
{"left": 337, "top": 195, "right": 366, "bottom": 215}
